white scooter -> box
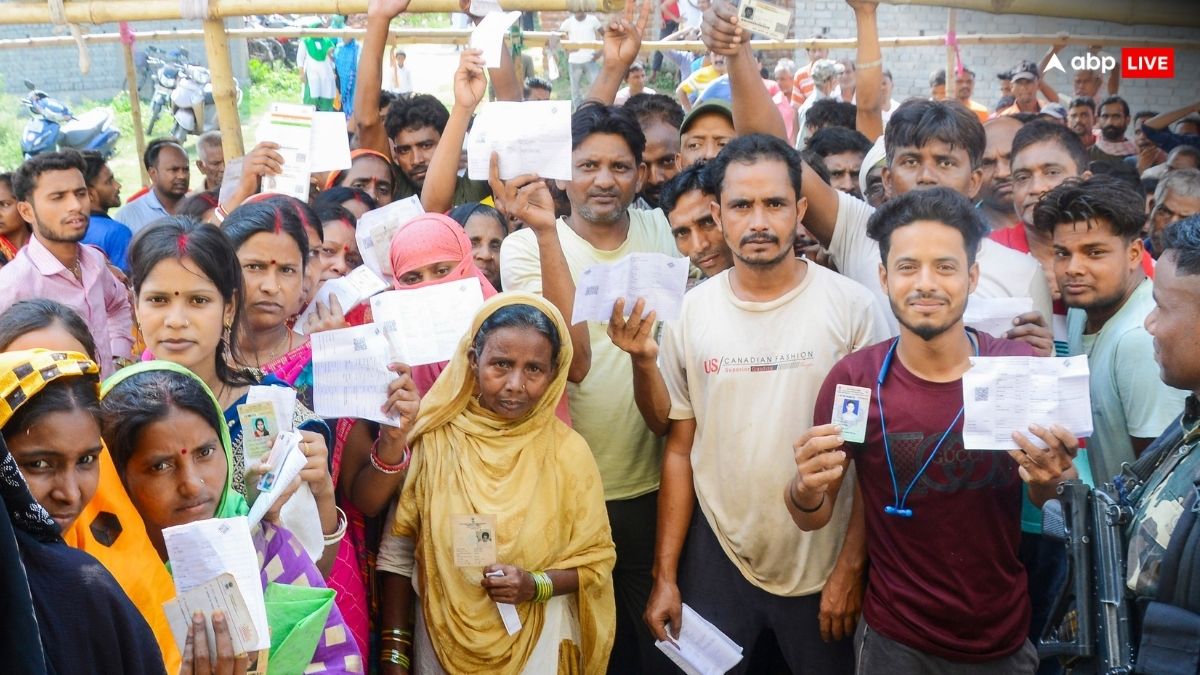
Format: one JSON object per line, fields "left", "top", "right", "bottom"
{"left": 169, "top": 62, "right": 242, "bottom": 142}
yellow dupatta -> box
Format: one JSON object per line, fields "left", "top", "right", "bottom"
{"left": 393, "top": 293, "right": 616, "bottom": 675}
{"left": 0, "top": 350, "right": 180, "bottom": 672}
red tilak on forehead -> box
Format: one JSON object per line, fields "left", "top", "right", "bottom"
{"left": 180, "top": 448, "right": 188, "bottom": 455}
{"left": 177, "top": 233, "right": 189, "bottom": 254}
{"left": 344, "top": 245, "right": 351, "bottom": 253}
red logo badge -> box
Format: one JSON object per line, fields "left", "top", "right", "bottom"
{"left": 1121, "top": 48, "right": 1175, "bottom": 79}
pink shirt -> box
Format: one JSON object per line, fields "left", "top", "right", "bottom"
{"left": 0, "top": 237, "right": 133, "bottom": 376}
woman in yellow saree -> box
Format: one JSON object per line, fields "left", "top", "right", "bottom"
{"left": 392, "top": 293, "right": 615, "bottom": 674}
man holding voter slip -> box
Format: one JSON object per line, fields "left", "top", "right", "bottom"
{"left": 788, "top": 188, "right": 1081, "bottom": 674}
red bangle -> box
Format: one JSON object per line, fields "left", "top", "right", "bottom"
{"left": 370, "top": 439, "right": 411, "bottom": 474}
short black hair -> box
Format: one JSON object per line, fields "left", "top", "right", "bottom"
{"left": 1099, "top": 95, "right": 1130, "bottom": 118}
{"left": 659, "top": 163, "right": 709, "bottom": 216}
{"left": 572, "top": 102, "right": 646, "bottom": 165}
{"left": 806, "top": 126, "right": 872, "bottom": 158}
{"left": 624, "top": 93, "right": 685, "bottom": 131}
{"left": 524, "top": 76, "right": 553, "bottom": 98}
{"left": 704, "top": 133, "right": 802, "bottom": 201}
{"left": 447, "top": 202, "right": 508, "bottom": 235}
{"left": 1086, "top": 159, "right": 1144, "bottom": 200}
{"left": 1162, "top": 215, "right": 1200, "bottom": 275}
{"left": 930, "top": 69, "right": 946, "bottom": 88}
{"left": 2, "top": 372, "right": 100, "bottom": 442}
{"left": 866, "top": 187, "right": 988, "bottom": 266}
{"left": 314, "top": 186, "right": 380, "bottom": 213}
{"left": 143, "top": 138, "right": 185, "bottom": 171}
{"left": 1133, "top": 109, "right": 1159, "bottom": 123}
{"left": 175, "top": 190, "right": 220, "bottom": 220}
{"left": 384, "top": 93, "right": 450, "bottom": 141}
{"left": 885, "top": 99, "right": 986, "bottom": 170}
{"left": 1032, "top": 175, "right": 1146, "bottom": 241}
{"left": 0, "top": 172, "right": 11, "bottom": 190}
{"left": 314, "top": 202, "right": 357, "bottom": 230}
{"left": 80, "top": 150, "right": 108, "bottom": 187}
{"left": 0, "top": 299, "right": 96, "bottom": 359}
{"left": 472, "top": 303, "right": 561, "bottom": 367}
{"left": 1068, "top": 97, "right": 1096, "bottom": 114}
{"left": 1011, "top": 120, "right": 1089, "bottom": 176}
{"left": 12, "top": 150, "right": 86, "bottom": 202}
{"left": 799, "top": 149, "right": 830, "bottom": 185}
{"left": 805, "top": 99, "right": 857, "bottom": 133}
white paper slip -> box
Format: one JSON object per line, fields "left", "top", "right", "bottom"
{"left": 163, "top": 516, "right": 271, "bottom": 652}
{"left": 294, "top": 266, "right": 390, "bottom": 335}
{"left": 245, "top": 385, "right": 297, "bottom": 432}
{"left": 370, "top": 278, "right": 487, "bottom": 366}
{"left": 164, "top": 573, "right": 260, "bottom": 658}
{"left": 255, "top": 102, "right": 316, "bottom": 201}
{"left": 469, "top": 10, "right": 521, "bottom": 67}
{"left": 467, "top": 100, "right": 573, "bottom": 182}
{"left": 312, "top": 323, "right": 398, "bottom": 427}
{"left": 219, "top": 156, "right": 244, "bottom": 205}
{"left": 470, "top": 0, "right": 503, "bottom": 15}
{"left": 962, "top": 355, "right": 1093, "bottom": 451}
{"left": 964, "top": 295, "right": 1034, "bottom": 339}
{"left": 355, "top": 195, "right": 425, "bottom": 279}
{"left": 735, "top": 0, "right": 792, "bottom": 41}
{"left": 280, "top": 484, "right": 325, "bottom": 562}
{"left": 654, "top": 604, "right": 744, "bottom": 675}
{"left": 309, "top": 111, "right": 352, "bottom": 173}
{"left": 571, "top": 253, "right": 690, "bottom": 324}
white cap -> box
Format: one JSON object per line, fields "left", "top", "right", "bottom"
{"left": 859, "top": 135, "right": 887, "bottom": 197}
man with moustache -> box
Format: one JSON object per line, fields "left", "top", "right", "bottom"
{"left": 624, "top": 93, "right": 685, "bottom": 209}
{"left": 115, "top": 139, "right": 190, "bottom": 235}
{"left": 1090, "top": 96, "right": 1137, "bottom": 166}
{"left": 0, "top": 152, "right": 132, "bottom": 376}
{"left": 646, "top": 134, "right": 886, "bottom": 671}
{"left": 1146, "top": 169, "right": 1200, "bottom": 258}
{"left": 978, "top": 116, "right": 1023, "bottom": 231}
{"left": 1067, "top": 97, "right": 1097, "bottom": 149}
{"left": 79, "top": 151, "right": 132, "bottom": 275}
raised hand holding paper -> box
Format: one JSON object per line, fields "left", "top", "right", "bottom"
{"left": 254, "top": 102, "right": 315, "bottom": 201}
{"left": 355, "top": 195, "right": 424, "bottom": 279}
{"left": 312, "top": 323, "right": 398, "bottom": 427}
{"left": 572, "top": 253, "right": 690, "bottom": 324}
{"left": 467, "top": 101, "right": 573, "bottom": 182}
{"left": 964, "top": 296, "right": 1035, "bottom": 339}
{"left": 370, "top": 277, "right": 487, "bottom": 366}
{"left": 469, "top": 11, "right": 521, "bottom": 67}
{"left": 294, "top": 266, "right": 390, "bottom": 335}
{"left": 962, "top": 355, "right": 1093, "bottom": 450}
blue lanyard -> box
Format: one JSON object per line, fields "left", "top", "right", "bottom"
{"left": 875, "top": 332, "right": 977, "bottom": 518}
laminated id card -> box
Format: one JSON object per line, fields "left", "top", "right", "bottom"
{"left": 833, "top": 384, "right": 871, "bottom": 444}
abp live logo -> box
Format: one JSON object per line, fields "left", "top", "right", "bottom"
{"left": 1121, "top": 48, "right": 1175, "bottom": 79}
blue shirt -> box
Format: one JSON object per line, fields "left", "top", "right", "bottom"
{"left": 114, "top": 189, "right": 169, "bottom": 237}
{"left": 334, "top": 40, "right": 361, "bottom": 117}
{"left": 1145, "top": 125, "right": 1200, "bottom": 153}
{"left": 83, "top": 212, "right": 133, "bottom": 274}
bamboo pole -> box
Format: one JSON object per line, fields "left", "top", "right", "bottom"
{"left": 945, "top": 9, "right": 956, "bottom": 100}
{"left": 873, "top": 0, "right": 1189, "bottom": 27}
{"left": 202, "top": 18, "right": 244, "bottom": 159}
{"left": 0, "top": 29, "right": 1196, "bottom": 53}
{"left": 120, "top": 36, "right": 150, "bottom": 186}
{"left": 0, "top": 0, "right": 625, "bottom": 25}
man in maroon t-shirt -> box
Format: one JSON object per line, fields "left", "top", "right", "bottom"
{"left": 785, "top": 188, "right": 1079, "bottom": 673}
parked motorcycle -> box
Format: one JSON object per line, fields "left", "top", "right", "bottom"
{"left": 169, "top": 61, "right": 242, "bottom": 143}
{"left": 20, "top": 80, "right": 120, "bottom": 160}
{"left": 144, "top": 45, "right": 188, "bottom": 136}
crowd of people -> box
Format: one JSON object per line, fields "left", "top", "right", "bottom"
{"left": 2, "top": 0, "right": 1200, "bottom": 673}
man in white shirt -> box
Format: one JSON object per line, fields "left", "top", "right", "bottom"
{"left": 559, "top": 12, "right": 604, "bottom": 108}
{"left": 646, "top": 134, "right": 887, "bottom": 669}
{"left": 496, "top": 102, "right": 678, "bottom": 672}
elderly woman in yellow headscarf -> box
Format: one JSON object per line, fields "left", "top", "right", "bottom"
{"left": 391, "top": 293, "right": 615, "bottom": 674}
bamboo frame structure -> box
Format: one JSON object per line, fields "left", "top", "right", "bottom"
{"left": 119, "top": 37, "right": 150, "bottom": 185}
{"left": 2, "top": 0, "right": 1194, "bottom": 26}
{"left": 0, "top": 29, "right": 1195, "bottom": 53}
{"left": 0, "top": 0, "right": 625, "bottom": 25}
{"left": 945, "top": 8, "right": 956, "bottom": 100}
{"left": 202, "top": 18, "right": 243, "bottom": 158}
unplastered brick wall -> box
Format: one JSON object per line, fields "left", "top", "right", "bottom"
{"left": 0, "top": 4, "right": 248, "bottom": 104}
{"left": 541, "top": 1, "right": 1198, "bottom": 115}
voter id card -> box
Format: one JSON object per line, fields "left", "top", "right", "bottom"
{"left": 833, "top": 384, "right": 871, "bottom": 444}
{"left": 736, "top": 0, "right": 792, "bottom": 41}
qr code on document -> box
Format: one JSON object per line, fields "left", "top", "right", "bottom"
{"left": 973, "top": 387, "right": 989, "bottom": 402}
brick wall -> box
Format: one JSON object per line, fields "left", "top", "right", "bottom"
{"left": 0, "top": 5, "right": 249, "bottom": 103}
{"left": 542, "top": 2, "right": 1199, "bottom": 115}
